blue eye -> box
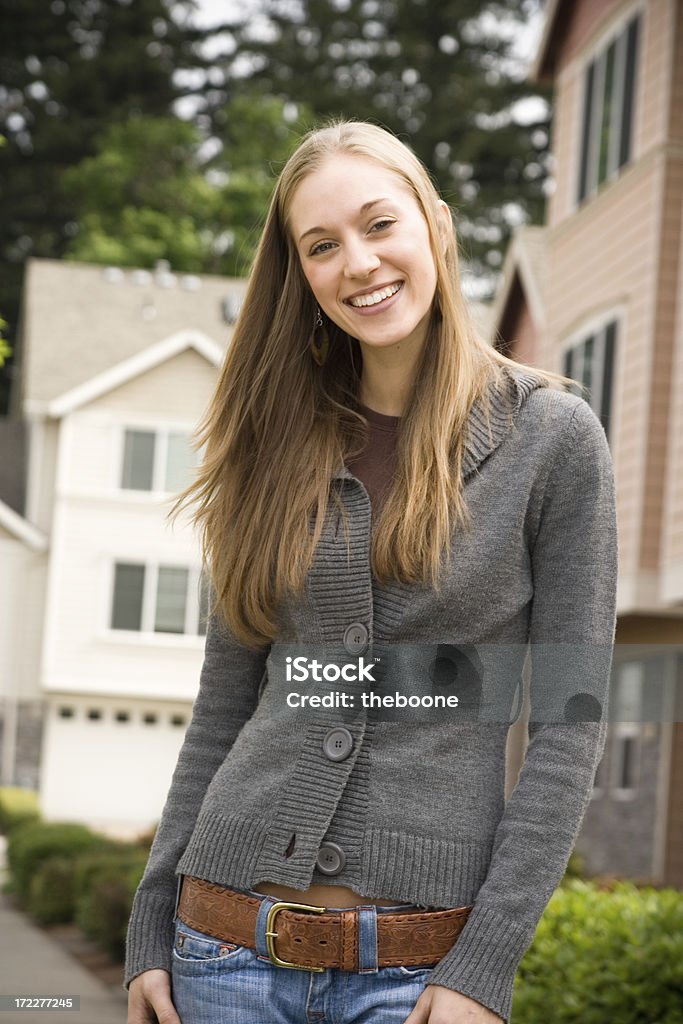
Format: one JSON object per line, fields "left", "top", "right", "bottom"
{"left": 370, "top": 219, "right": 394, "bottom": 232}
{"left": 310, "top": 240, "right": 335, "bottom": 256}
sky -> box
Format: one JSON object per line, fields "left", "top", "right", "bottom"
{"left": 187, "top": 0, "right": 547, "bottom": 66}
{"left": 181, "top": 0, "right": 549, "bottom": 130}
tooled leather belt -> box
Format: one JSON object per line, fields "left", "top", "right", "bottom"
{"left": 177, "top": 875, "right": 473, "bottom": 972}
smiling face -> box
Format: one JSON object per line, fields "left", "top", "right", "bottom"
{"left": 288, "top": 153, "right": 448, "bottom": 358}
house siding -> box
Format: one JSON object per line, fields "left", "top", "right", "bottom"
{"left": 543, "top": 157, "right": 661, "bottom": 593}
{"left": 664, "top": 719, "right": 683, "bottom": 885}
{"left": 659, "top": 5, "right": 683, "bottom": 602}
{"left": 580, "top": 722, "right": 663, "bottom": 879}
{"left": 37, "top": 345, "right": 220, "bottom": 826}
{"left": 498, "top": 0, "right": 683, "bottom": 883}
{"left": 643, "top": 151, "right": 683, "bottom": 577}
{"left": 497, "top": 276, "right": 539, "bottom": 365}
{"left": 548, "top": 1, "right": 674, "bottom": 229}
{"left": 555, "top": 0, "right": 624, "bottom": 75}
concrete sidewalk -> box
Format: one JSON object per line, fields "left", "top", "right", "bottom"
{"left": 0, "top": 837, "right": 127, "bottom": 1024}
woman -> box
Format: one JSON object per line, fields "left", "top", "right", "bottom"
{"left": 125, "top": 120, "right": 617, "bottom": 1024}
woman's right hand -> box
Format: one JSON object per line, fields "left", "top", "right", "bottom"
{"left": 127, "top": 969, "right": 182, "bottom": 1024}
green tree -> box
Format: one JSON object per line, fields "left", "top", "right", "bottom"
{"left": 0, "top": 317, "right": 11, "bottom": 369}
{"left": 63, "top": 117, "right": 219, "bottom": 272}
{"left": 0, "top": 0, "right": 207, "bottom": 412}
{"left": 217, "top": 0, "right": 550, "bottom": 294}
{"left": 209, "top": 93, "right": 314, "bottom": 275}
{"left": 63, "top": 97, "right": 311, "bottom": 277}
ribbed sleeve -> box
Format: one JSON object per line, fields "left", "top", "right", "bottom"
{"left": 124, "top": 892, "right": 177, "bottom": 985}
{"left": 123, "top": 609, "right": 269, "bottom": 989}
{"left": 427, "top": 400, "right": 618, "bottom": 1021}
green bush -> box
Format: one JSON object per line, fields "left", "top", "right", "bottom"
{"left": 6, "top": 820, "right": 114, "bottom": 906}
{"left": 27, "top": 856, "right": 75, "bottom": 924}
{"left": 74, "top": 847, "right": 149, "bottom": 961}
{"left": 560, "top": 850, "right": 585, "bottom": 883}
{"left": 513, "top": 881, "right": 683, "bottom": 1023}
{"left": 0, "top": 786, "right": 40, "bottom": 834}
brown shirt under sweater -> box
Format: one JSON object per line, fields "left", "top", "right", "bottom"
{"left": 346, "top": 403, "right": 401, "bottom": 515}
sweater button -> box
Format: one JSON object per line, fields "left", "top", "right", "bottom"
{"left": 316, "top": 842, "right": 346, "bottom": 875}
{"left": 322, "top": 727, "right": 354, "bottom": 762}
{"left": 343, "top": 623, "right": 368, "bottom": 655}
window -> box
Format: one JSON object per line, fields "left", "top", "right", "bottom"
{"left": 110, "top": 562, "right": 207, "bottom": 636}
{"left": 610, "top": 662, "right": 643, "bottom": 796}
{"left": 155, "top": 566, "right": 189, "bottom": 634}
{"left": 577, "top": 14, "right": 640, "bottom": 204}
{"left": 111, "top": 563, "right": 145, "bottom": 630}
{"left": 120, "top": 428, "right": 197, "bottom": 493}
{"left": 563, "top": 320, "right": 616, "bottom": 439}
{"left": 121, "top": 430, "right": 155, "bottom": 490}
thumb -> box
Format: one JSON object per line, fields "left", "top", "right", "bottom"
{"left": 154, "top": 1005, "right": 182, "bottom": 1024}
{"left": 127, "top": 970, "right": 182, "bottom": 1024}
{"left": 402, "top": 988, "right": 432, "bottom": 1024}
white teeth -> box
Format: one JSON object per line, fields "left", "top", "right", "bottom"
{"left": 349, "top": 282, "right": 402, "bottom": 308}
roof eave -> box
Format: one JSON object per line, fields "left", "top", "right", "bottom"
{"left": 529, "top": 0, "right": 563, "bottom": 84}
{"left": 0, "top": 500, "right": 48, "bottom": 552}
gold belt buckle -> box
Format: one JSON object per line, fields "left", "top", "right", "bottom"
{"left": 265, "top": 900, "right": 326, "bottom": 971}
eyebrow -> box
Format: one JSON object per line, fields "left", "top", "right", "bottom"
{"left": 298, "top": 198, "right": 392, "bottom": 245}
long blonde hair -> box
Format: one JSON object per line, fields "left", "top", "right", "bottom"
{"left": 170, "top": 120, "right": 562, "bottom": 647}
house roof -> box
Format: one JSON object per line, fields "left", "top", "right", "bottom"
{"left": 529, "top": 0, "right": 569, "bottom": 83}
{"left": 20, "top": 259, "right": 247, "bottom": 416}
{"left": 0, "top": 498, "right": 48, "bottom": 551}
{"left": 489, "top": 225, "right": 550, "bottom": 341}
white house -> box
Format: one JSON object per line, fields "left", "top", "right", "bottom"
{"left": 13, "top": 258, "right": 246, "bottom": 837}
{"left": 0, "top": 499, "right": 47, "bottom": 787}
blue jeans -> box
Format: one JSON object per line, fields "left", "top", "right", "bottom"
{"left": 171, "top": 890, "right": 436, "bottom": 1023}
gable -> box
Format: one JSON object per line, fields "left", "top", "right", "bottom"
{"left": 22, "top": 259, "right": 245, "bottom": 410}
{"left": 85, "top": 347, "right": 219, "bottom": 420}
{"left": 533, "top": 0, "right": 625, "bottom": 81}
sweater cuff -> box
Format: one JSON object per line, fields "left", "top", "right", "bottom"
{"left": 123, "top": 891, "right": 176, "bottom": 990}
{"left": 426, "top": 904, "right": 535, "bottom": 1023}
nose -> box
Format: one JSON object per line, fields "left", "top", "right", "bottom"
{"left": 343, "top": 239, "right": 381, "bottom": 279}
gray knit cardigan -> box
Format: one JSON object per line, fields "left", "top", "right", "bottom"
{"left": 124, "top": 369, "right": 618, "bottom": 1022}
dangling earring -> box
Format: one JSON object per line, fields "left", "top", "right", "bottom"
{"left": 310, "top": 307, "right": 330, "bottom": 367}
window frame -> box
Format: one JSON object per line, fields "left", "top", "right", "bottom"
{"left": 610, "top": 661, "right": 644, "bottom": 800}
{"left": 575, "top": 9, "right": 641, "bottom": 207}
{"left": 108, "top": 560, "right": 207, "bottom": 638}
{"left": 117, "top": 424, "right": 199, "bottom": 495}
{"left": 561, "top": 314, "right": 619, "bottom": 441}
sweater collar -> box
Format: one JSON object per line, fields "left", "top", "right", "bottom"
{"left": 333, "top": 368, "right": 545, "bottom": 483}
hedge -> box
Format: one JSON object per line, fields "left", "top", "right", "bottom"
{"left": 513, "top": 880, "right": 683, "bottom": 1023}
{"left": 74, "top": 848, "right": 149, "bottom": 960}
{"left": 6, "top": 820, "right": 114, "bottom": 905}
{"left": 4, "top": 817, "right": 151, "bottom": 959}
{"left": 27, "top": 856, "right": 75, "bottom": 924}
{"left": 0, "top": 786, "right": 40, "bottom": 834}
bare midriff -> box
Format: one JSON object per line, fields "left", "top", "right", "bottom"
{"left": 253, "top": 882, "right": 411, "bottom": 909}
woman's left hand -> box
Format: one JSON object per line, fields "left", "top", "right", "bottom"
{"left": 403, "top": 984, "right": 504, "bottom": 1023}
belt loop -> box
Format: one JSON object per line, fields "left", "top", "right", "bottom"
{"left": 173, "top": 875, "right": 183, "bottom": 923}
{"left": 357, "top": 906, "right": 378, "bottom": 974}
{"left": 254, "top": 894, "right": 279, "bottom": 959}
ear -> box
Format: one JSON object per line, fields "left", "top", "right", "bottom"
{"left": 436, "top": 199, "right": 454, "bottom": 255}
